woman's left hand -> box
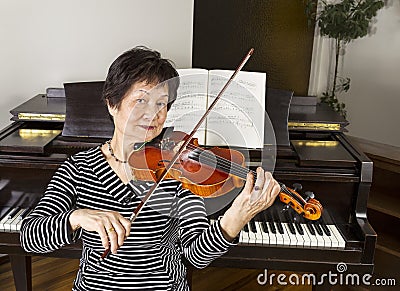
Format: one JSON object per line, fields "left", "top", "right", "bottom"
{"left": 219, "top": 167, "right": 280, "bottom": 241}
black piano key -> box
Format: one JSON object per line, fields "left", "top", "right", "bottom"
{"left": 268, "top": 221, "right": 276, "bottom": 233}
{"left": 249, "top": 219, "right": 257, "bottom": 233}
{"left": 319, "top": 214, "right": 332, "bottom": 236}
{"left": 0, "top": 207, "right": 12, "bottom": 220}
{"left": 261, "top": 221, "right": 269, "bottom": 233}
{"left": 243, "top": 223, "right": 249, "bottom": 232}
{"left": 7, "top": 207, "right": 19, "bottom": 219}
{"left": 294, "top": 222, "right": 304, "bottom": 235}
{"left": 320, "top": 222, "right": 331, "bottom": 236}
{"left": 276, "top": 222, "right": 285, "bottom": 235}
{"left": 264, "top": 210, "right": 276, "bottom": 233}
{"left": 307, "top": 223, "right": 316, "bottom": 235}
{"left": 18, "top": 208, "right": 31, "bottom": 220}
{"left": 285, "top": 211, "right": 298, "bottom": 235}
{"left": 273, "top": 208, "right": 285, "bottom": 235}
{"left": 287, "top": 222, "right": 296, "bottom": 235}
{"left": 313, "top": 222, "right": 324, "bottom": 236}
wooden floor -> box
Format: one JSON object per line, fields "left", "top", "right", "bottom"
{"left": 0, "top": 256, "right": 311, "bottom": 291}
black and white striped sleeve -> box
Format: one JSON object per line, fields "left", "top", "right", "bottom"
{"left": 177, "top": 187, "right": 238, "bottom": 269}
{"left": 20, "top": 158, "right": 81, "bottom": 253}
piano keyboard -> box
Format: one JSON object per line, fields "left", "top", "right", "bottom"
{"left": 210, "top": 215, "right": 346, "bottom": 249}
{"left": 0, "top": 207, "right": 33, "bottom": 232}
{"left": 0, "top": 205, "right": 346, "bottom": 249}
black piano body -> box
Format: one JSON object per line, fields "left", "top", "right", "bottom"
{"left": 0, "top": 88, "right": 376, "bottom": 290}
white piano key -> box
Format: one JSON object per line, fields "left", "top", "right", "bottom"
{"left": 247, "top": 222, "right": 257, "bottom": 244}
{"left": 302, "top": 223, "right": 319, "bottom": 248}
{"left": 17, "top": 208, "right": 31, "bottom": 220}
{"left": 276, "top": 223, "right": 291, "bottom": 246}
{"left": 291, "top": 223, "right": 307, "bottom": 247}
{"left": 11, "top": 208, "right": 30, "bottom": 231}
{"left": 273, "top": 225, "right": 285, "bottom": 246}
{"left": 282, "top": 223, "right": 298, "bottom": 247}
{"left": 292, "top": 223, "right": 306, "bottom": 247}
{"left": 325, "top": 225, "right": 339, "bottom": 248}
{"left": 314, "top": 223, "right": 332, "bottom": 248}
{"left": 328, "top": 225, "right": 346, "bottom": 249}
{"left": 313, "top": 226, "right": 327, "bottom": 248}
{"left": 298, "top": 224, "right": 312, "bottom": 247}
{"left": 3, "top": 208, "right": 25, "bottom": 232}
{"left": 16, "top": 219, "right": 24, "bottom": 231}
{"left": 265, "top": 222, "right": 277, "bottom": 245}
{"left": 240, "top": 227, "right": 249, "bottom": 244}
{"left": 322, "top": 227, "right": 335, "bottom": 248}
{"left": 254, "top": 221, "right": 265, "bottom": 244}
{"left": 0, "top": 208, "right": 16, "bottom": 231}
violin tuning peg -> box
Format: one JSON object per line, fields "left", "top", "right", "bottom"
{"left": 304, "top": 191, "right": 315, "bottom": 201}
{"left": 292, "top": 183, "right": 302, "bottom": 192}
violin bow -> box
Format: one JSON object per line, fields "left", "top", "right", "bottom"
{"left": 100, "top": 48, "right": 254, "bottom": 261}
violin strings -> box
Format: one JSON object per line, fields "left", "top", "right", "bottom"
{"left": 183, "top": 143, "right": 296, "bottom": 198}
{"left": 185, "top": 143, "right": 255, "bottom": 179}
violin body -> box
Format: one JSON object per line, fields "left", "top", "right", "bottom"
{"left": 129, "top": 131, "right": 245, "bottom": 197}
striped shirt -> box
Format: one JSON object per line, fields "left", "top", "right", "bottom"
{"left": 20, "top": 146, "right": 237, "bottom": 290}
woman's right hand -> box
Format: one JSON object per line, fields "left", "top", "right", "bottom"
{"left": 69, "top": 209, "right": 131, "bottom": 254}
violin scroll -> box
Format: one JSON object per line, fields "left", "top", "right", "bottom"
{"left": 279, "top": 184, "right": 323, "bottom": 220}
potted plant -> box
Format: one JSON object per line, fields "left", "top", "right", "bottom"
{"left": 304, "top": 0, "right": 384, "bottom": 117}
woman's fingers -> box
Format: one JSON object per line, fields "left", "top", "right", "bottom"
{"left": 104, "top": 214, "right": 131, "bottom": 254}
{"left": 97, "top": 220, "right": 111, "bottom": 250}
{"left": 243, "top": 171, "right": 255, "bottom": 194}
{"left": 120, "top": 216, "right": 132, "bottom": 238}
{"left": 250, "top": 168, "right": 271, "bottom": 205}
{"left": 261, "top": 171, "right": 274, "bottom": 203}
{"left": 70, "top": 209, "right": 131, "bottom": 254}
{"left": 113, "top": 217, "right": 131, "bottom": 248}
{"left": 245, "top": 169, "right": 280, "bottom": 212}
{"left": 269, "top": 181, "right": 281, "bottom": 207}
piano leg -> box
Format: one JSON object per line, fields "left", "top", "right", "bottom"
{"left": 9, "top": 255, "right": 32, "bottom": 291}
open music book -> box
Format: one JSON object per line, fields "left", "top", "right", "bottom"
{"left": 164, "top": 68, "right": 266, "bottom": 148}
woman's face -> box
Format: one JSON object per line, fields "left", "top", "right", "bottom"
{"left": 108, "top": 81, "right": 169, "bottom": 143}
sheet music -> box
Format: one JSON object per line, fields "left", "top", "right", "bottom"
{"left": 164, "top": 68, "right": 266, "bottom": 148}
{"left": 207, "top": 70, "right": 266, "bottom": 148}
{"left": 164, "top": 69, "right": 208, "bottom": 144}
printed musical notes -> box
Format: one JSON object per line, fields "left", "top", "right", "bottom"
{"left": 164, "top": 68, "right": 266, "bottom": 148}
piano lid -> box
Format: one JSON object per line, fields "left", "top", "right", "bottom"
{"left": 10, "top": 94, "right": 66, "bottom": 122}
{"left": 289, "top": 103, "right": 349, "bottom": 132}
{"left": 61, "top": 81, "right": 114, "bottom": 139}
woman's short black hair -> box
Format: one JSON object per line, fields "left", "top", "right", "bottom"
{"left": 102, "top": 46, "right": 179, "bottom": 110}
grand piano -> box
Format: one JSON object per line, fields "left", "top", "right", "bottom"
{"left": 0, "top": 84, "right": 376, "bottom": 290}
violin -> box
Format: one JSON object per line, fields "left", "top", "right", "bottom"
{"left": 129, "top": 130, "right": 323, "bottom": 221}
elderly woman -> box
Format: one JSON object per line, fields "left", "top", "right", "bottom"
{"left": 21, "top": 46, "right": 280, "bottom": 290}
